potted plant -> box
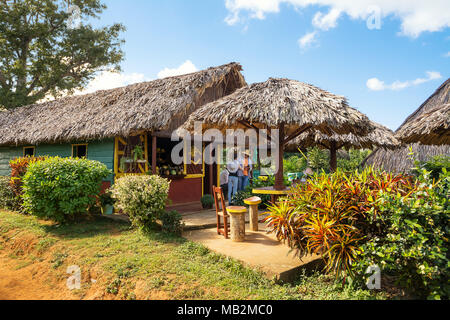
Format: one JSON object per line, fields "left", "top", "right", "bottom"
{"left": 132, "top": 145, "right": 146, "bottom": 163}
{"left": 99, "top": 191, "right": 115, "bottom": 215}
{"left": 200, "top": 194, "right": 214, "bottom": 209}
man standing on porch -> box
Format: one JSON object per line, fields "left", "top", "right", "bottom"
{"left": 226, "top": 156, "right": 239, "bottom": 205}
{"left": 239, "top": 150, "right": 253, "bottom": 191}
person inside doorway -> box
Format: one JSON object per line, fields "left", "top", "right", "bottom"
{"left": 239, "top": 150, "right": 253, "bottom": 191}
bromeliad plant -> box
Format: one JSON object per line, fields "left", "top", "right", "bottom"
{"left": 264, "top": 167, "right": 418, "bottom": 279}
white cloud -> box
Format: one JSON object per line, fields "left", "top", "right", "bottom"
{"left": 367, "top": 71, "right": 442, "bottom": 91}
{"left": 312, "top": 8, "right": 341, "bottom": 31}
{"left": 298, "top": 31, "right": 318, "bottom": 49}
{"left": 76, "top": 71, "right": 149, "bottom": 95}
{"left": 224, "top": 0, "right": 450, "bottom": 37}
{"left": 444, "top": 51, "right": 450, "bottom": 58}
{"left": 157, "top": 60, "right": 198, "bottom": 79}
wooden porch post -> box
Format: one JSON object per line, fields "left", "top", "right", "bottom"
{"left": 152, "top": 134, "right": 157, "bottom": 175}
{"left": 330, "top": 141, "right": 337, "bottom": 173}
{"left": 274, "top": 123, "right": 285, "bottom": 190}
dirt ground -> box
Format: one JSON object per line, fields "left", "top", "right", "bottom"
{"left": 0, "top": 254, "right": 76, "bottom": 300}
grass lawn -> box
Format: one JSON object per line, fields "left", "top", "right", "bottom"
{"left": 0, "top": 210, "right": 390, "bottom": 300}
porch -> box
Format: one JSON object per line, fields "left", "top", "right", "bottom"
{"left": 181, "top": 208, "right": 322, "bottom": 282}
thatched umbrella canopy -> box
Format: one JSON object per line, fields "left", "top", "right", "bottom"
{"left": 396, "top": 104, "right": 450, "bottom": 146}
{"left": 181, "top": 78, "right": 374, "bottom": 189}
{"left": 287, "top": 121, "right": 400, "bottom": 171}
{"left": 364, "top": 78, "right": 450, "bottom": 173}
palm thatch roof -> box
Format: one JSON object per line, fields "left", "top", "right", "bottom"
{"left": 287, "top": 121, "right": 399, "bottom": 151}
{"left": 364, "top": 78, "right": 450, "bottom": 173}
{"left": 0, "top": 62, "right": 246, "bottom": 146}
{"left": 181, "top": 78, "right": 374, "bottom": 137}
{"left": 396, "top": 104, "right": 450, "bottom": 145}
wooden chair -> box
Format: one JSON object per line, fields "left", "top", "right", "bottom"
{"left": 212, "top": 186, "right": 230, "bottom": 239}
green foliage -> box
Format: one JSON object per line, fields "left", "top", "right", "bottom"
{"left": 412, "top": 155, "right": 450, "bottom": 182}
{"left": 337, "top": 149, "right": 372, "bottom": 172}
{"left": 160, "top": 210, "right": 184, "bottom": 235}
{"left": 284, "top": 155, "right": 307, "bottom": 173}
{"left": 265, "top": 167, "right": 417, "bottom": 278}
{"left": 0, "top": 0, "right": 125, "bottom": 109}
{"left": 200, "top": 194, "right": 214, "bottom": 208}
{"left": 353, "top": 169, "right": 449, "bottom": 299}
{"left": 22, "top": 157, "right": 110, "bottom": 223}
{"left": 306, "top": 147, "right": 329, "bottom": 173}
{"left": 266, "top": 166, "right": 449, "bottom": 298}
{"left": 99, "top": 190, "right": 115, "bottom": 206}
{"left": 0, "top": 176, "right": 20, "bottom": 211}
{"left": 111, "top": 175, "right": 170, "bottom": 230}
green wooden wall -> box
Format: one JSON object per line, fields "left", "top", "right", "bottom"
{"left": 0, "top": 139, "right": 115, "bottom": 182}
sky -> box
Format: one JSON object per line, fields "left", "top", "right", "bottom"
{"left": 82, "top": 0, "right": 449, "bottom": 131}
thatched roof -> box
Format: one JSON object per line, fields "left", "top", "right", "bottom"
{"left": 181, "top": 78, "right": 374, "bottom": 137}
{"left": 287, "top": 121, "right": 399, "bottom": 151}
{"left": 396, "top": 104, "right": 450, "bottom": 145}
{"left": 364, "top": 78, "right": 450, "bottom": 173}
{"left": 0, "top": 63, "right": 246, "bottom": 146}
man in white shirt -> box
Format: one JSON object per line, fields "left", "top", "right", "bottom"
{"left": 226, "top": 158, "right": 239, "bottom": 204}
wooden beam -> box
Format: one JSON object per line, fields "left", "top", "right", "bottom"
{"left": 152, "top": 135, "right": 157, "bottom": 175}
{"left": 283, "top": 124, "right": 312, "bottom": 145}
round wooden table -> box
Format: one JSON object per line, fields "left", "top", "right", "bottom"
{"left": 252, "top": 186, "right": 291, "bottom": 204}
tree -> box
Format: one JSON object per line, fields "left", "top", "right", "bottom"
{"left": 0, "top": 0, "right": 125, "bottom": 109}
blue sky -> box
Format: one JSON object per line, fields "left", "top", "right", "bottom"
{"left": 86, "top": 0, "right": 449, "bottom": 131}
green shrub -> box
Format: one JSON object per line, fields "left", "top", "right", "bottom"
{"left": 0, "top": 176, "right": 20, "bottom": 211}
{"left": 265, "top": 167, "right": 417, "bottom": 277}
{"left": 266, "top": 166, "right": 449, "bottom": 299}
{"left": 160, "top": 210, "right": 184, "bottom": 235}
{"left": 284, "top": 155, "right": 307, "bottom": 173}
{"left": 111, "top": 175, "right": 170, "bottom": 230}
{"left": 200, "top": 194, "right": 214, "bottom": 209}
{"left": 353, "top": 168, "right": 449, "bottom": 299}
{"left": 337, "top": 149, "right": 372, "bottom": 172}
{"left": 22, "top": 157, "right": 111, "bottom": 223}
{"left": 412, "top": 155, "right": 450, "bottom": 182}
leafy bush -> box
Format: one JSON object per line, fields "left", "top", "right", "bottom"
{"left": 0, "top": 176, "right": 20, "bottom": 211}
{"left": 284, "top": 155, "right": 307, "bottom": 173}
{"left": 22, "top": 157, "right": 111, "bottom": 223}
{"left": 160, "top": 210, "right": 184, "bottom": 235}
{"left": 200, "top": 194, "right": 214, "bottom": 209}
{"left": 265, "top": 167, "right": 417, "bottom": 277}
{"left": 265, "top": 166, "right": 449, "bottom": 299}
{"left": 337, "top": 149, "right": 372, "bottom": 172}
{"left": 306, "top": 147, "right": 330, "bottom": 173}
{"left": 353, "top": 168, "right": 449, "bottom": 299}
{"left": 9, "top": 156, "right": 46, "bottom": 197}
{"left": 111, "top": 175, "right": 170, "bottom": 230}
{"left": 412, "top": 155, "right": 450, "bottom": 182}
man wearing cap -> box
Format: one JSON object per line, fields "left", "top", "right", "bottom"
{"left": 226, "top": 156, "right": 240, "bottom": 205}
{"left": 238, "top": 150, "right": 253, "bottom": 191}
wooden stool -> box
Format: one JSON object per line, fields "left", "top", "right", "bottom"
{"left": 244, "top": 196, "right": 262, "bottom": 231}
{"left": 226, "top": 206, "right": 247, "bottom": 242}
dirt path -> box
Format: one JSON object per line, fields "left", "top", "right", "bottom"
{"left": 0, "top": 254, "right": 78, "bottom": 300}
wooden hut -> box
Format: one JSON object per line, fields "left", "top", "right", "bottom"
{"left": 0, "top": 63, "right": 246, "bottom": 204}
{"left": 364, "top": 78, "right": 450, "bottom": 173}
